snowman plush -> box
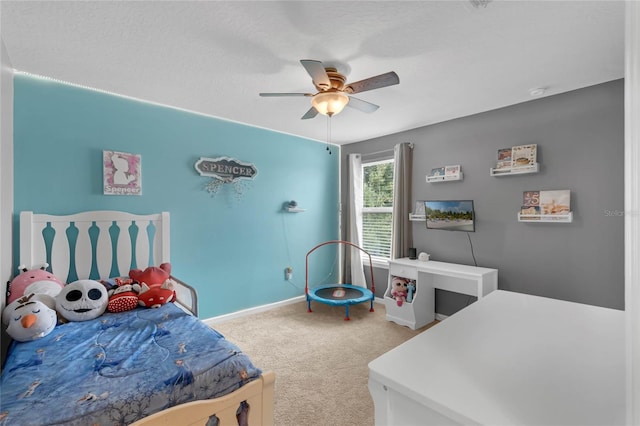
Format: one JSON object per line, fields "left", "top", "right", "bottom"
{"left": 2, "top": 293, "right": 57, "bottom": 342}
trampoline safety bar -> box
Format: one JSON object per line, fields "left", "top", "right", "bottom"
{"left": 305, "top": 240, "right": 376, "bottom": 321}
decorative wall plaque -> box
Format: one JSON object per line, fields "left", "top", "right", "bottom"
{"left": 195, "top": 156, "right": 257, "bottom": 197}
{"left": 195, "top": 157, "right": 258, "bottom": 182}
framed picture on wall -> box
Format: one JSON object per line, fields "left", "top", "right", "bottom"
{"left": 103, "top": 150, "right": 142, "bottom": 196}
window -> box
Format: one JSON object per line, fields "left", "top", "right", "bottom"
{"left": 362, "top": 158, "right": 394, "bottom": 260}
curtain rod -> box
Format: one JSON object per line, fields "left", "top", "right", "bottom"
{"left": 361, "top": 143, "right": 413, "bottom": 158}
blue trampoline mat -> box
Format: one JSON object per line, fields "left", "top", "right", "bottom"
{"left": 307, "top": 284, "right": 374, "bottom": 306}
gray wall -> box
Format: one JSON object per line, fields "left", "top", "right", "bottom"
{"left": 342, "top": 80, "right": 625, "bottom": 315}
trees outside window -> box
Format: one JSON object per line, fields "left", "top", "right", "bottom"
{"left": 362, "top": 159, "right": 394, "bottom": 260}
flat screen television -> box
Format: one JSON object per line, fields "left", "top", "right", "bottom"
{"left": 424, "top": 200, "right": 475, "bottom": 232}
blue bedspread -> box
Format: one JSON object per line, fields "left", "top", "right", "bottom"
{"left": 0, "top": 303, "right": 261, "bottom": 425}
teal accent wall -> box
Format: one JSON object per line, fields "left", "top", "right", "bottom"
{"left": 13, "top": 74, "right": 339, "bottom": 319}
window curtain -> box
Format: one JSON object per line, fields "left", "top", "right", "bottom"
{"left": 391, "top": 143, "right": 413, "bottom": 259}
{"left": 344, "top": 153, "right": 366, "bottom": 287}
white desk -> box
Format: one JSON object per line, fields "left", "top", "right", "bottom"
{"left": 369, "top": 290, "right": 626, "bottom": 425}
{"left": 385, "top": 258, "right": 498, "bottom": 329}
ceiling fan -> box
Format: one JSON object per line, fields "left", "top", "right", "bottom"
{"left": 259, "top": 59, "right": 399, "bottom": 120}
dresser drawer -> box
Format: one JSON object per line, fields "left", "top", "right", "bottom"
{"left": 389, "top": 263, "right": 417, "bottom": 280}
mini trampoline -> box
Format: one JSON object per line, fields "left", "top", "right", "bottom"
{"left": 305, "top": 240, "right": 375, "bottom": 321}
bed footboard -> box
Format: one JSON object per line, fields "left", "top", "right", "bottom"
{"left": 130, "top": 370, "right": 275, "bottom": 426}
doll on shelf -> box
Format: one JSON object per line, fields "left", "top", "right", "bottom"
{"left": 391, "top": 276, "right": 411, "bottom": 307}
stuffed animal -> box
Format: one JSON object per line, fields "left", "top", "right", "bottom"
{"left": 106, "top": 278, "right": 141, "bottom": 313}
{"left": 2, "top": 291, "right": 56, "bottom": 324}
{"left": 6, "top": 264, "right": 64, "bottom": 304}
{"left": 391, "top": 276, "right": 410, "bottom": 307}
{"left": 129, "top": 263, "right": 172, "bottom": 287}
{"left": 3, "top": 293, "right": 57, "bottom": 342}
{"left": 55, "top": 279, "right": 108, "bottom": 322}
{"left": 138, "top": 279, "right": 176, "bottom": 309}
{"left": 129, "top": 263, "right": 176, "bottom": 308}
{"left": 406, "top": 282, "right": 416, "bottom": 303}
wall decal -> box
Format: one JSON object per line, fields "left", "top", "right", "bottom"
{"left": 195, "top": 156, "right": 258, "bottom": 197}
{"left": 103, "top": 150, "right": 142, "bottom": 196}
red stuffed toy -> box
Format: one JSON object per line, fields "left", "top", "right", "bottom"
{"left": 106, "top": 278, "right": 141, "bottom": 313}
{"left": 138, "top": 280, "right": 176, "bottom": 308}
{"left": 129, "top": 263, "right": 172, "bottom": 286}
{"left": 129, "top": 263, "right": 176, "bottom": 309}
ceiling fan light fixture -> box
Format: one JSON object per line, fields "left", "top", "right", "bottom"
{"left": 311, "top": 91, "right": 349, "bottom": 117}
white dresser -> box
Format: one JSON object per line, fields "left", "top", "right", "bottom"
{"left": 369, "top": 290, "right": 626, "bottom": 425}
{"left": 385, "top": 258, "right": 498, "bottom": 329}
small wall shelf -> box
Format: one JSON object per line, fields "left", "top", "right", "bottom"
{"left": 426, "top": 172, "right": 463, "bottom": 183}
{"left": 286, "top": 207, "right": 306, "bottom": 213}
{"left": 427, "top": 165, "right": 462, "bottom": 183}
{"left": 490, "top": 163, "right": 539, "bottom": 176}
{"left": 409, "top": 214, "right": 426, "bottom": 222}
{"left": 518, "top": 212, "right": 573, "bottom": 223}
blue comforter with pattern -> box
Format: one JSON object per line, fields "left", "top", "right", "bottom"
{"left": 0, "top": 303, "right": 261, "bottom": 425}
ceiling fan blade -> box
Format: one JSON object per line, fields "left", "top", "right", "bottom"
{"left": 347, "top": 96, "right": 380, "bottom": 113}
{"left": 300, "top": 60, "right": 331, "bottom": 90}
{"left": 345, "top": 71, "right": 399, "bottom": 94}
{"left": 259, "top": 93, "right": 313, "bottom": 97}
{"left": 301, "top": 107, "right": 319, "bottom": 120}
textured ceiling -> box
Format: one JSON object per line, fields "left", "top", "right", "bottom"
{"left": 0, "top": 1, "right": 625, "bottom": 145}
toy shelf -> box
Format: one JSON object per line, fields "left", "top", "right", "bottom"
{"left": 518, "top": 212, "right": 573, "bottom": 223}
{"left": 426, "top": 172, "right": 463, "bottom": 183}
{"left": 490, "top": 163, "right": 539, "bottom": 176}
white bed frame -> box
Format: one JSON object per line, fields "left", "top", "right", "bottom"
{"left": 18, "top": 210, "right": 275, "bottom": 426}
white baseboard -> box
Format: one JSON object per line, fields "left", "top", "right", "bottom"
{"left": 204, "top": 295, "right": 306, "bottom": 326}
{"left": 204, "top": 295, "right": 449, "bottom": 326}
{"left": 435, "top": 313, "right": 449, "bottom": 321}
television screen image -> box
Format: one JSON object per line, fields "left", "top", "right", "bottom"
{"left": 424, "top": 200, "right": 475, "bottom": 232}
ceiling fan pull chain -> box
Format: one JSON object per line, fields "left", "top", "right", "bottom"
{"left": 326, "top": 116, "right": 332, "bottom": 155}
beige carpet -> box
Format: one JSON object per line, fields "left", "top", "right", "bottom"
{"left": 212, "top": 300, "right": 437, "bottom": 426}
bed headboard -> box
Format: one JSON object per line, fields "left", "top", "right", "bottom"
{"left": 19, "top": 211, "right": 198, "bottom": 316}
